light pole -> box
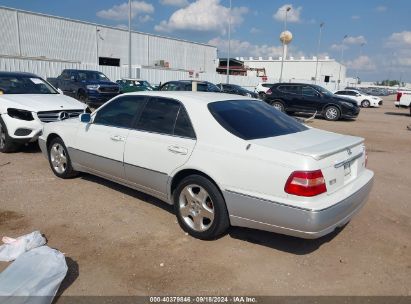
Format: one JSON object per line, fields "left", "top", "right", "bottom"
{"left": 128, "top": 0, "right": 132, "bottom": 78}
{"left": 226, "top": 0, "right": 232, "bottom": 84}
{"left": 314, "top": 22, "right": 324, "bottom": 84}
{"left": 96, "top": 28, "right": 104, "bottom": 66}
{"left": 355, "top": 42, "right": 365, "bottom": 85}
{"left": 337, "top": 35, "right": 348, "bottom": 89}
{"left": 279, "top": 6, "right": 291, "bottom": 83}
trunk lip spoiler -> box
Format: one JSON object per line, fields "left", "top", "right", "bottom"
{"left": 293, "top": 139, "right": 365, "bottom": 160}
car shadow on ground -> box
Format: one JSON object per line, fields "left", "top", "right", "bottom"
{"left": 80, "top": 173, "right": 174, "bottom": 214}
{"left": 79, "top": 173, "right": 344, "bottom": 254}
{"left": 228, "top": 225, "right": 345, "bottom": 255}
{"left": 18, "top": 142, "right": 41, "bottom": 153}
{"left": 385, "top": 111, "right": 411, "bottom": 117}
{"left": 54, "top": 257, "right": 79, "bottom": 302}
{"left": 292, "top": 113, "right": 356, "bottom": 122}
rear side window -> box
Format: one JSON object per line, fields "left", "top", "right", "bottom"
{"left": 278, "top": 85, "right": 301, "bottom": 95}
{"left": 208, "top": 100, "right": 308, "bottom": 140}
{"left": 174, "top": 107, "right": 196, "bottom": 138}
{"left": 93, "top": 96, "right": 146, "bottom": 128}
{"left": 136, "top": 97, "right": 195, "bottom": 138}
{"left": 262, "top": 83, "right": 274, "bottom": 88}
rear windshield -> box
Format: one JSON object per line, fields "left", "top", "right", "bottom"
{"left": 208, "top": 100, "right": 308, "bottom": 140}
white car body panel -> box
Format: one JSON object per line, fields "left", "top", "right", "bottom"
{"left": 0, "top": 92, "right": 86, "bottom": 141}
{"left": 334, "top": 90, "right": 382, "bottom": 107}
{"left": 38, "top": 92, "right": 374, "bottom": 239}
{"left": 395, "top": 91, "right": 411, "bottom": 107}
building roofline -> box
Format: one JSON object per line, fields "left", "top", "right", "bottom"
{"left": 0, "top": 5, "right": 216, "bottom": 49}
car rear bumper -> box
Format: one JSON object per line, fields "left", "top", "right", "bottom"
{"left": 224, "top": 170, "right": 374, "bottom": 239}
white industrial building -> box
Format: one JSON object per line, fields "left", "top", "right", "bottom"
{"left": 238, "top": 56, "right": 348, "bottom": 90}
{"left": 0, "top": 6, "right": 218, "bottom": 80}
{"left": 0, "top": 6, "right": 350, "bottom": 89}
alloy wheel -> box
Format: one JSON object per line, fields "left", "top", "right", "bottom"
{"left": 179, "top": 184, "right": 215, "bottom": 232}
{"left": 326, "top": 107, "right": 338, "bottom": 120}
{"left": 50, "top": 143, "right": 68, "bottom": 174}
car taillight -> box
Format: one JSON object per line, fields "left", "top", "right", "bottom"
{"left": 397, "top": 92, "right": 402, "bottom": 101}
{"left": 284, "top": 170, "right": 327, "bottom": 197}
{"left": 266, "top": 89, "right": 272, "bottom": 95}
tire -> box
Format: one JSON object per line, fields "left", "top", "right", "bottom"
{"left": 174, "top": 175, "right": 229, "bottom": 240}
{"left": 77, "top": 90, "right": 88, "bottom": 103}
{"left": 270, "top": 100, "right": 285, "bottom": 112}
{"left": 0, "top": 117, "right": 19, "bottom": 153}
{"left": 47, "top": 137, "right": 78, "bottom": 179}
{"left": 361, "top": 100, "right": 370, "bottom": 108}
{"left": 324, "top": 105, "right": 341, "bottom": 121}
{"left": 259, "top": 92, "right": 266, "bottom": 100}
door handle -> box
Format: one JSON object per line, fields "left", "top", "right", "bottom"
{"left": 110, "top": 135, "right": 125, "bottom": 142}
{"left": 168, "top": 145, "right": 188, "bottom": 155}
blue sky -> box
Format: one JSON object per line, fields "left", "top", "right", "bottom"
{"left": 0, "top": 0, "right": 410, "bottom": 82}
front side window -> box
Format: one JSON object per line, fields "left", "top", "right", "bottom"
{"left": 335, "top": 91, "right": 345, "bottom": 95}
{"left": 208, "top": 100, "right": 308, "bottom": 140}
{"left": 0, "top": 76, "right": 58, "bottom": 95}
{"left": 93, "top": 96, "right": 146, "bottom": 128}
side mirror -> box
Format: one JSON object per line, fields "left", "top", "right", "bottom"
{"left": 356, "top": 94, "right": 361, "bottom": 97}
{"left": 70, "top": 76, "right": 77, "bottom": 82}
{"left": 79, "top": 113, "right": 91, "bottom": 123}
{"left": 316, "top": 92, "right": 322, "bottom": 98}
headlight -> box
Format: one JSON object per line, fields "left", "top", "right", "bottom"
{"left": 86, "top": 85, "right": 100, "bottom": 90}
{"left": 341, "top": 101, "right": 354, "bottom": 108}
{"left": 7, "top": 108, "right": 34, "bottom": 121}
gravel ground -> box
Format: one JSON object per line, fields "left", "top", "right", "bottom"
{"left": 0, "top": 95, "right": 410, "bottom": 296}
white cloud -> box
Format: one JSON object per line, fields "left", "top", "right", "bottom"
{"left": 273, "top": 4, "right": 302, "bottom": 23}
{"left": 155, "top": 0, "right": 248, "bottom": 34}
{"left": 160, "top": 0, "right": 189, "bottom": 7}
{"left": 351, "top": 15, "right": 360, "bottom": 20}
{"left": 139, "top": 14, "right": 153, "bottom": 23}
{"left": 97, "top": 1, "right": 154, "bottom": 21}
{"left": 208, "top": 37, "right": 285, "bottom": 58}
{"left": 386, "top": 31, "right": 411, "bottom": 47}
{"left": 330, "top": 43, "right": 348, "bottom": 51}
{"left": 250, "top": 27, "right": 261, "bottom": 34}
{"left": 346, "top": 56, "right": 376, "bottom": 71}
{"left": 345, "top": 35, "right": 367, "bottom": 45}
{"left": 376, "top": 5, "right": 387, "bottom": 12}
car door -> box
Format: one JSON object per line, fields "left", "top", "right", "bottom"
{"left": 71, "top": 95, "right": 147, "bottom": 181}
{"left": 279, "top": 85, "right": 302, "bottom": 111}
{"left": 301, "top": 85, "right": 323, "bottom": 112}
{"left": 123, "top": 97, "right": 196, "bottom": 199}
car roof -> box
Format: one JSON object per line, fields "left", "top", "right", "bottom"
{"left": 121, "top": 91, "right": 251, "bottom": 106}
{"left": 0, "top": 71, "right": 39, "bottom": 78}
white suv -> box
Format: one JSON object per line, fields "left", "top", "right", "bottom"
{"left": 0, "top": 72, "right": 87, "bottom": 152}
{"left": 254, "top": 83, "right": 274, "bottom": 99}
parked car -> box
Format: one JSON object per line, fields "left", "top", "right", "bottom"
{"left": 265, "top": 83, "right": 360, "bottom": 121}
{"left": 334, "top": 89, "right": 383, "bottom": 108}
{"left": 217, "top": 83, "right": 258, "bottom": 98}
{"left": 158, "top": 80, "right": 221, "bottom": 92}
{"left": 254, "top": 82, "right": 274, "bottom": 99}
{"left": 47, "top": 69, "right": 120, "bottom": 107}
{"left": 38, "top": 91, "right": 373, "bottom": 240}
{"left": 0, "top": 72, "right": 87, "bottom": 153}
{"left": 116, "top": 79, "right": 156, "bottom": 93}
{"left": 395, "top": 90, "right": 411, "bottom": 116}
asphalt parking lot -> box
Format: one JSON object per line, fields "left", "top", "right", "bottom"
{"left": 0, "top": 95, "right": 410, "bottom": 296}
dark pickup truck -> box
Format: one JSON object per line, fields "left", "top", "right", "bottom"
{"left": 48, "top": 69, "right": 120, "bottom": 107}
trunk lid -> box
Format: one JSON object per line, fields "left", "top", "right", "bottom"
{"left": 250, "top": 128, "right": 366, "bottom": 194}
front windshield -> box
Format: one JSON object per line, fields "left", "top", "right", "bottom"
{"left": 0, "top": 75, "right": 58, "bottom": 94}
{"left": 313, "top": 85, "right": 334, "bottom": 96}
{"left": 78, "top": 71, "right": 109, "bottom": 81}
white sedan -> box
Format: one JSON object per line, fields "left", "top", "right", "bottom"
{"left": 334, "top": 89, "right": 383, "bottom": 108}
{"left": 0, "top": 72, "right": 87, "bottom": 152}
{"left": 39, "top": 92, "right": 374, "bottom": 240}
